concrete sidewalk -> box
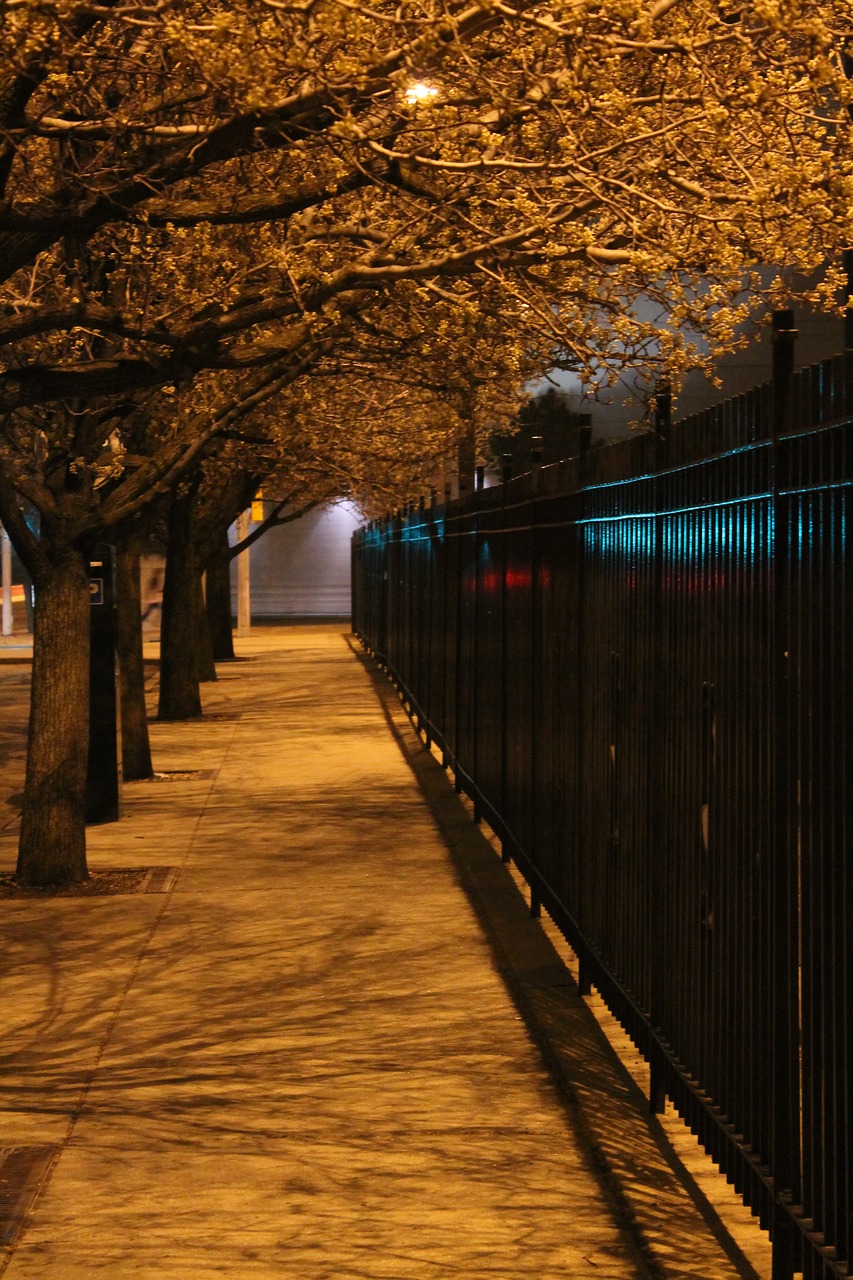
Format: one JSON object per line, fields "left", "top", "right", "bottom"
{"left": 1, "top": 626, "right": 753, "bottom": 1279}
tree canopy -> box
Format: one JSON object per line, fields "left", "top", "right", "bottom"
{"left": 1, "top": 0, "right": 851, "bottom": 422}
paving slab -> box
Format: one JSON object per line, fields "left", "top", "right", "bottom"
{"left": 1, "top": 625, "right": 753, "bottom": 1278}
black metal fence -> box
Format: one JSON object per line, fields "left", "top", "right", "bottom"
{"left": 352, "top": 317, "right": 852, "bottom": 1280}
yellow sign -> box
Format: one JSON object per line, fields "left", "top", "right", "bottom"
{"left": 250, "top": 493, "right": 264, "bottom": 522}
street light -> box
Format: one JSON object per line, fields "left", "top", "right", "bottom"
{"left": 404, "top": 81, "right": 439, "bottom": 105}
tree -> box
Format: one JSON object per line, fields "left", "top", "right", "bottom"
{"left": 115, "top": 525, "right": 155, "bottom": 781}
{"left": 489, "top": 387, "right": 594, "bottom": 476}
{"left": 0, "top": 365, "right": 305, "bottom": 885}
{"left": 157, "top": 330, "right": 529, "bottom": 714}
{"left": 2, "top": 2, "right": 850, "bottom": 401}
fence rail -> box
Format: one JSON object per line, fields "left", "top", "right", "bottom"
{"left": 353, "top": 322, "right": 853, "bottom": 1280}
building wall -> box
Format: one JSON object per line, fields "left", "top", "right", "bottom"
{"left": 230, "top": 501, "right": 363, "bottom": 619}
{"left": 546, "top": 300, "right": 846, "bottom": 439}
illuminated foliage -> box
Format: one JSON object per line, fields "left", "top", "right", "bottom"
{"left": 1, "top": 0, "right": 851, "bottom": 884}
{"left": 0, "top": 0, "right": 850, "bottom": 426}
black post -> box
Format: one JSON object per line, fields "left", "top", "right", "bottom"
{"left": 86, "top": 543, "right": 122, "bottom": 824}
{"left": 648, "top": 380, "right": 671, "bottom": 1116}
{"left": 574, "top": 426, "right": 592, "bottom": 997}
{"left": 577, "top": 952, "right": 593, "bottom": 998}
{"left": 654, "top": 382, "right": 672, "bottom": 444}
{"left": 458, "top": 427, "right": 476, "bottom": 497}
{"left": 769, "top": 310, "right": 800, "bottom": 1280}
{"left": 499, "top": 446, "right": 511, "bottom": 858}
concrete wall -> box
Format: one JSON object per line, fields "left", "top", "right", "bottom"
{"left": 230, "top": 501, "right": 363, "bottom": 619}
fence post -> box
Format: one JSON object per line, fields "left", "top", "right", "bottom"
{"left": 453, "top": 492, "right": 465, "bottom": 794}
{"left": 415, "top": 497, "right": 426, "bottom": 740}
{"left": 500, "top": 452, "right": 511, "bottom": 861}
{"left": 529, "top": 437, "right": 542, "bottom": 912}
{"left": 769, "top": 310, "right": 800, "bottom": 1280}
{"left": 574, "top": 426, "right": 592, "bottom": 979}
{"left": 422, "top": 497, "right": 434, "bottom": 749}
{"left": 471, "top": 469, "right": 481, "bottom": 822}
{"left": 458, "top": 426, "right": 476, "bottom": 498}
{"left": 648, "top": 381, "right": 671, "bottom": 1116}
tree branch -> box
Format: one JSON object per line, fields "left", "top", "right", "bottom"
{"left": 228, "top": 496, "right": 323, "bottom": 559}
{"left": 94, "top": 346, "right": 330, "bottom": 530}
{"left": 0, "top": 461, "right": 50, "bottom": 584}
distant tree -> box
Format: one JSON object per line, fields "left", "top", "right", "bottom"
{"left": 0, "top": 365, "right": 299, "bottom": 885}
{"left": 489, "top": 388, "right": 596, "bottom": 476}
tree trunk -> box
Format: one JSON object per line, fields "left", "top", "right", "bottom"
{"left": 205, "top": 527, "right": 235, "bottom": 661}
{"left": 158, "top": 489, "right": 202, "bottom": 720}
{"left": 17, "top": 545, "right": 91, "bottom": 887}
{"left": 195, "top": 572, "right": 217, "bottom": 683}
{"left": 116, "top": 542, "right": 154, "bottom": 779}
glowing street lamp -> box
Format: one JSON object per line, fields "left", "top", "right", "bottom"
{"left": 404, "top": 81, "right": 439, "bottom": 106}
